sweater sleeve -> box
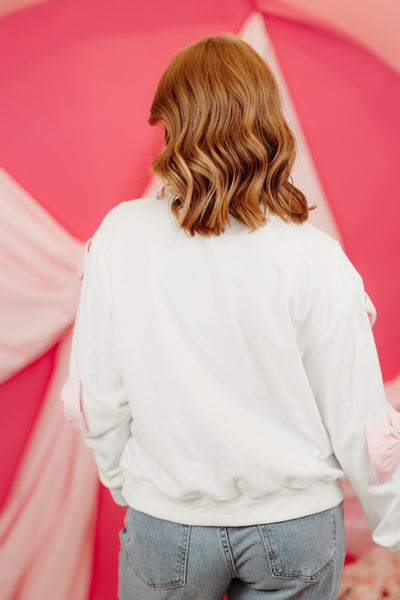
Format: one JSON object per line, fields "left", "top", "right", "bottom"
{"left": 303, "top": 272, "right": 400, "bottom": 551}
{"left": 67, "top": 218, "right": 132, "bottom": 506}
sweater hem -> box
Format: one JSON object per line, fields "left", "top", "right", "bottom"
{"left": 121, "top": 477, "right": 345, "bottom": 526}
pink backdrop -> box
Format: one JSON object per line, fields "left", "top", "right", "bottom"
{"left": 0, "top": 1, "right": 399, "bottom": 598}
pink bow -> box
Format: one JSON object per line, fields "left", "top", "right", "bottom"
{"left": 365, "top": 403, "right": 400, "bottom": 483}
{"left": 364, "top": 291, "right": 376, "bottom": 327}
{"left": 60, "top": 377, "right": 92, "bottom": 436}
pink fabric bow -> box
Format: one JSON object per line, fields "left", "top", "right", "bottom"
{"left": 364, "top": 291, "right": 376, "bottom": 327}
{"left": 60, "top": 377, "right": 92, "bottom": 436}
{"left": 365, "top": 403, "right": 400, "bottom": 483}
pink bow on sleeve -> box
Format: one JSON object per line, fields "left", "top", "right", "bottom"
{"left": 365, "top": 403, "right": 400, "bottom": 483}
{"left": 60, "top": 377, "right": 92, "bottom": 436}
{"left": 364, "top": 291, "right": 377, "bottom": 327}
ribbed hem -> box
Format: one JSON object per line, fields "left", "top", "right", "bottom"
{"left": 121, "top": 476, "right": 344, "bottom": 526}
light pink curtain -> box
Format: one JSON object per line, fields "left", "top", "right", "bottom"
{"left": 0, "top": 168, "right": 98, "bottom": 599}
{"left": 256, "top": 0, "right": 400, "bottom": 73}
{"left": 0, "top": 167, "right": 82, "bottom": 383}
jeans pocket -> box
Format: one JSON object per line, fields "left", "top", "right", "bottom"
{"left": 258, "top": 504, "right": 340, "bottom": 582}
{"left": 120, "top": 507, "right": 191, "bottom": 589}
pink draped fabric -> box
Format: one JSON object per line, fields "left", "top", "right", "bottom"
{"left": 0, "top": 170, "right": 99, "bottom": 599}
{"left": 3, "top": 0, "right": 399, "bottom": 73}
{"left": 0, "top": 1, "right": 399, "bottom": 598}
{"left": 0, "top": 332, "right": 98, "bottom": 600}
{"left": 0, "top": 167, "right": 83, "bottom": 383}
{"left": 256, "top": 0, "right": 400, "bottom": 74}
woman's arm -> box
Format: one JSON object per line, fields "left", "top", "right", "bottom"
{"left": 63, "top": 219, "right": 132, "bottom": 506}
{"left": 303, "top": 276, "right": 400, "bottom": 551}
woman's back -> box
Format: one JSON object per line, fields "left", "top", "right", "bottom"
{"left": 70, "top": 195, "right": 396, "bottom": 544}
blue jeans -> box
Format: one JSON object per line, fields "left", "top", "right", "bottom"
{"left": 118, "top": 502, "right": 345, "bottom": 599}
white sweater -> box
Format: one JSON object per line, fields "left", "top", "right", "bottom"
{"left": 68, "top": 196, "right": 400, "bottom": 551}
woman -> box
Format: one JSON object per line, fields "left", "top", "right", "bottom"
{"left": 62, "top": 35, "right": 400, "bottom": 599}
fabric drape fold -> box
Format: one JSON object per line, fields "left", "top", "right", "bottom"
{"left": 0, "top": 166, "right": 83, "bottom": 383}
{"left": 0, "top": 330, "right": 99, "bottom": 600}
{"left": 0, "top": 168, "right": 98, "bottom": 599}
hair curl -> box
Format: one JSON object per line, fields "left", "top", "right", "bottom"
{"left": 149, "top": 34, "right": 315, "bottom": 237}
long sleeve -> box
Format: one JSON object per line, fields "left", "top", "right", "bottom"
{"left": 303, "top": 275, "right": 400, "bottom": 551}
{"left": 67, "top": 220, "right": 132, "bottom": 506}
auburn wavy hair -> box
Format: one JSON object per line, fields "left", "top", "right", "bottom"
{"left": 149, "top": 34, "right": 315, "bottom": 237}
